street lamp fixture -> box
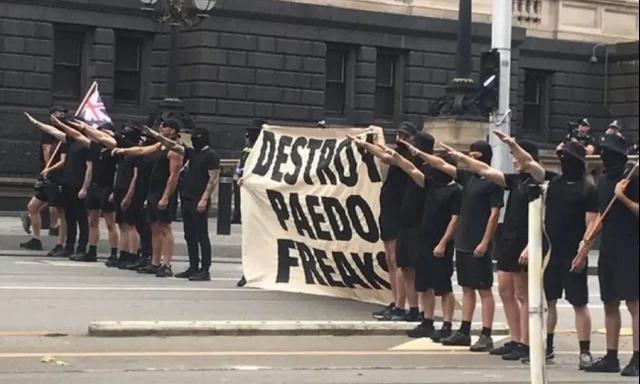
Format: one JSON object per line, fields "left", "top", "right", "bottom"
{"left": 139, "top": 0, "right": 217, "bottom": 26}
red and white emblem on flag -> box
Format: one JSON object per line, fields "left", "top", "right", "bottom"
{"left": 78, "top": 84, "right": 112, "bottom": 127}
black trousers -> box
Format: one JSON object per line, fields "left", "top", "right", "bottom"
{"left": 232, "top": 181, "right": 241, "bottom": 222}
{"left": 182, "top": 198, "right": 212, "bottom": 271}
{"left": 63, "top": 184, "right": 88, "bottom": 253}
{"left": 135, "top": 205, "right": 152, "bottom": 258}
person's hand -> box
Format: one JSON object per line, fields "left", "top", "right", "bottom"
{"left": 614, "top": 179, "right": 630, "bottom": 200}
{"left": 380, "top": 149, "right": 399, "bottom": 165}
{"left": 555, "top": 142, "right": 565, "bottom": 152}
{"left": 346, "top": 134, "right": 366, "bottom": 148}
{"left": 474, "top": 241, "right": 489, "bottom": 258}
{"left": 493, "top": 130, "right": 517, "bottom": 148}
{"left": 439, "top": 143, "right": 464, "bottom": 161}
{"left": 519, "top": 248, "right": 528, "bottom": 266}
{"left": 237, "top": 177, "right": 244, "bottom": 188}
{"left": 78, "top": 188, "right": 87, "bottom": 199}
{"left": 41, "top": 168, "right": 50, "bottom": 178}
{"left": 111, "top": 148, "right": 125, "bottom": 157}
{"left": 397, "top": 138, "right": 418, "bottom": 157}
{"left": 158, "top": 197, "right": 169, "bottom": 210}
{"left": 121, "top": 196, "right": 131, "bottom": 210}
{"left": 24, "top": 112, "right": 41, "bottom": 127}
{"left": 197, "top": 199, "right": 208, "bottom": 214}
{"left": 108, "top": 193, "right": 114, "bottom": 203}
{"left": 577, "top": 239, "right": 591, "bottom": 260}
{"left": 433, "top": 242, "right": 446, "bottom": 258}
{"left": 570, "top": 254, "right": 587, "bottom": 273}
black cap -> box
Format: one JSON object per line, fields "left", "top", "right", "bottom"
{"left": 558, "top": 141, "right": 587, "bottom": 163}
{"left": 398, "top": 121, "right": 418, "bottom": 137}
{"left": 599, "top": 133, "right": 627, "bottom": 156}
{"left": 518, "top": 139, "right": 539, "bottom": 161}
{"left": 608, "top": 120, "right": 622, "bottom": 131}
{"left": 579, "top": 118, "right": 590, "bottom": 127}
{"left": 412, "top": 132, "right": 435, "bottom": 155}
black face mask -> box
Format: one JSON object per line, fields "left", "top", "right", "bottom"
{"left": 470, "top": 141, "right": 493, "bottom": 165}
{"left": 601, "top": 149, "right": 627, "bottom": 179}
{"left": 560, "top": 155, "right": 585, "bottom": 181}
{"left": 191, "top": 135, "right": 208, "bottom": 151}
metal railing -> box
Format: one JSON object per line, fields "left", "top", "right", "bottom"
{"left": 513, "top": 0, "right": 542, "bottom": 23}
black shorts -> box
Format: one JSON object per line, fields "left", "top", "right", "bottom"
{"left": 113, "top": 189, "right": 138, "bottom": 225}
{"left": 396, "top": 227, "right": 421, "bottom": 269}
{"left": 40, "top": 182, "right": 63, "bottom": 208}
{"left": 496, "top": 234, "right": 527, "bottom": 273}
{"left": 379, "top": 214, "right": 400, "bottom": 242}
{"left": 415, "top": 242, "right": 454, "bottom": 295}
{"left": 147, "top": 193, "right": 176, "bottom": 224}
{"left": 544, "top": 259, "right": 588, "bottom": 307}
{"left": 456, "top": 250, "right": 494, "bottom": 290}
{"left": 87, "top": 185, "right": 115, "bottom": 213}
{"left": 598, "top": 245, "right": 639, "bottom": 304}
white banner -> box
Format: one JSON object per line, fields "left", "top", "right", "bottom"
{"left": 241, "top": 126, "right": 392, "bottom": 304}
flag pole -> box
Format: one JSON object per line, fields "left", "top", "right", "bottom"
{"left": 43, "top": 81, "right": 98, "bottom": 170}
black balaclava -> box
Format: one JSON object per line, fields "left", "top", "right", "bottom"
{"left": 191, "top": 127, "right": 210, "bottom": 151}
{"left": 470, "top": 141, "right": 493, "bottom": 165}
{"left": 601, "top": 148, "right": 627, "bottom": 179}
{"left": 518, "top": 140, "right": 540, "bottom": 162}
{"left": 119, "top": 122, "right": 141, "bottom": 147}
{"left": 560, "top": 153, "right": 585, "bottom": 181}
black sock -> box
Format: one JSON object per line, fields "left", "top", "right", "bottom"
{"left": 546, "top": 333, "right": 554, "bottom": 353}
{"left": 481, "top": 327, "right": 492, "bottom": 337}
{"left": 459, "top": 321, "right": 471, "bottom": 336}
{"left": 579, "top": 340, "right": 590, "bottom": 354}
{"left": 632, "top": 351, "right": 639, "bottom": 363}
{"left": 88, "top": 245, "right": 97, "bottom": 255}
{"left": 442, "top": 321, "right": 452, "bottom": 330}
{"left": 423, "top": 318, "right": 434, "bottom": 329}
{"left": 409, "top": 307, "right": 419, "bottom": 316}
{"left": 388, "top": 302, "right": 395, "bottom": 308}
{"left": 111, "top": 248, "right": 118, "bottom": 257}
{"left": 119, "top": 250, "right": 126, "bottom": 260}
{"left": 605, "top": 349, "right": 618, "bottom": 361}
{"left": 419, "top": 311, "right": 424, "bottom": 320}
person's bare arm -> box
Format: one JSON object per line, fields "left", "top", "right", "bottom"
{"left": 398, "top": 139, "right": 457, "bottom": 179}
{"left": 433, "top": 215, "right": 459, "bottom": 258}
{"left": 78, "top": 160, "right": 93, "bottom": 199}
{"left": 572, "top": 211, "right": 598, "bottom": 272}
{"left": 440, "top": 143, "right": 506, "bottom": 187}
{"left": 493, "top": 131, "right": 546, "bottom": 183}
{"left": 615, "top": 179, "right": 639, "bottom": 216}
{"left": 42, "top": 143, "right": 53, "bottom": 165}
{"left": 121, "top": 167, "right": 138, "bottom": 210}
{"left": 143, "top": 126, "right": 185, "bottom": 156}
{"left": 475, "top": 207, "right": 501, "bottom": 258}
{"left": 51, "top": 116, "right": 91, "bottom": 148}
{"left": 42, "top": 154, "right": 66, "bottom": 178}
{"left": 347, "top": 134, "right": 390, "bottom": 160}
{"left": 112, "top": 142, "right": 162, "bottom": 158}
{"left": 389, "top": 151, "right": 425, "bottom": 187}
{"left": 198, "top": 169, "right": 221, "bottom": 213}
{"left": 158, "top": 151, "right": 184, "bottom": 210}
{"left": 25, "top": 112, "right": 66, "bottom": 142}
{"left": 71, "top": 120, "right": 118, "bottom": 148}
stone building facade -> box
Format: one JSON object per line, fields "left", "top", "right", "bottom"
{"left": 0, "top": 0, "right": 638, "bottom": 177}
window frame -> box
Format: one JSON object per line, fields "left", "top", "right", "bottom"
{"left": 374, "top": 50, "right": 404, "bottom": 123}
{"left": 52, "top": 26, "right": 88, "bottom": 100}
{"left": 114, "top": 33, "right": 145, "bottom": 106}
{"left": 520, "top": 69, "right": 551, "bottom": 141}
{"left": 324, "top": 45, "right": 356, "bottom": 123}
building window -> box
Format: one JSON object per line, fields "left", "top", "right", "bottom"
{"left": 53, "top": 29, "right": 84, "bottom": 98}
{"left": 114, "top": 36, "right": 143, "bottom": 104}
{"left": 522, "top": 71, "right": 549, "bottom": 133}
{"left": 325, "top": 48, "right": 347, "bottom": 115}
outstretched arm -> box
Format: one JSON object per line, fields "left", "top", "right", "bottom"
{"left": 71, "top": 120, "right": 118, "bottom": 148}
{"left": 493, "top": 131, "right": 546, "bottom": 183}
{"left": 51, "top": 116, "right": 91, "bottom": 149}
{"left": 25, "top": 112, "right": 66, "bottom": 143}
{"left": 112, "top": 142, "right": 162, "bottom": 158}
{"left": 143, "top": 126, "right": 185, "bottom": 156}
{"left": 440, "top": 143, "right": 506, "bottom": 187}
{"left": 398, "top": 138, "right": 457, "bottom": 179}
{"left": 347, "top": 134, "right": 390, "bottom": 160}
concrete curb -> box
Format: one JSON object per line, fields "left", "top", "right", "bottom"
{"left": 88, "top": 320, "right": 509, "bottom": 337}
{"left": 0, "top": 250, "right": 242, "bottom": 264}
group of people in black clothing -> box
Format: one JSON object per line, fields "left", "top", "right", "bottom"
{"left": 353, "top": 121, "right": 638, "bottom": 377}
{"left": 20, "top": 106, "right": 220, "bottom": 281}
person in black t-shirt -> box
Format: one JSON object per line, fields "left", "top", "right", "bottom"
{"left": 444, "top": 134, "right": 541, "bottom": 361}
{"left": 144, "top": 127, "right": 221, "bottom": 281}
{"left": 516, "top": 140, "right": 597, "bottom": 369}
{"left": 112, "top": 119, "right": 185, "bottom": 278}
{"left": 583, "top": 134, "right": 639, "bottom": 376}
{"left": 402, "top": 139, "right": 503, "bottom": 352}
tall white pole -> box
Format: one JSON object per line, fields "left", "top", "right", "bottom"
{"left": 528, "top": 186, "right": 546, "bottom": 384}
{"left": 490, "top": 0, "right": 513, "bottom": 174}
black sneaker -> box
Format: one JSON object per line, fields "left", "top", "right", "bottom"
{"left": 105, "top": 255, "right": 119, "bottom": 268}
{"left": 71, "top": 252, "right": 96, "bottom": 262}
{"left": 441, "top": 331, "right": 471, "bottom": 347}
{"left": 584, "top": 356, "right": 620, "bottom": 373}
{"left": 117, "top": 253, "right": 135, "bottom": 269}
{"left": 621, "top": 359, "right": 639, "bottom": 377}
{"left": 490, "top": 341, "right": 517, "bottom": 356}
{"left": 372, "top": 303, "right": 395, "bottom": 320}
{"left": 54, "top": 248, "right": 73, "bottom": 258}
{"left": 175, "top": 268, "right": 197, "bottom": 279}
{"left": 48, "top": 227, "right": 59, "bottom": 237}
{"left": 431, "top": 327, "right": 452, "bottom": 343}
{"left": 125, "top": 257, "right": 148, "bottom": 271}
{"left": 189, "top": 270, "right": 211, "bottom": 281}
{"left": 579, "top": 351, "right": 594, "bottom": 370}
{"left": 236, "top": 275, "right": 247, "bottom": 287}
{"left": 136, "top": 259, "right": 152, "bottom": 273}
{"left": 20, "top": 238, "right": 42, "bottom": 251}
{"left": 47, "top": 244, "right": 64, "bottom": 257}
{"left": 21, "top": 213, "right": 31, "bottom": 235}
{"left": 405, "top": 311, "right": 421, "bottom": 323}
{"left": 407, "top": 322, "right": 435, "bottom": 338}
{"left": 155, "top": 265, "right": 173, "bottom": 278}
{"left": 470, "top": 335, "right": 494, "bottom": 352}
{"left": 503, "top": 344, "right": 529, "bottom": 361}
{"left": 381, "top": 307, "right": 406, "bottom": 322}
